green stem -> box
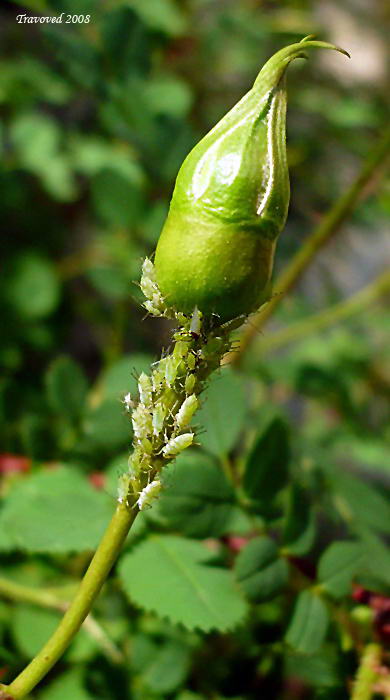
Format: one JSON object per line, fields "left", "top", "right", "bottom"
{"left": 229, "top": 126, "right": 390, "bottom": 365}
{"left": 351, "top": 643, "right": 381, "bottom": 700}
{"left": 255, "top": 268, "right": 390, "bottom": 353}
{"left": 0, "top": 501, "right": 137, "bottom": 699}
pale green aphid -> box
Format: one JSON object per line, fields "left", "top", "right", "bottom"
{"left": 137, "top": 479, "right": 162, "bottom": 510}
{"left": 117, "top": 473, "right": 132, "bottom": 504}
{"left": 132, "top": 403, "right": 153, "bottom": 440}
{"left": 151, "top": 366, "right": 164, "bottom": 393}
{"left": 185, "top": 374, "right": 196, "bottom": 394}
{"left": 164, "top": 355, "right": 180, "bottom": 387}
{"left": 162, "top": 433, "right": 194, "bottom": 458}
{"left": 123, "top": 392, "right": 133, "bottom": 412}
{"left": 152, "top": 402, "right": 166, "bottom": 436}
{"left": 176, "top": 394, "right": 198, "bottom": 429}
{"left": 187, "top": 353, "right": 196, "bottom": 370}
{"left": 138, "top": 372, "right": 153, "bottom": 407}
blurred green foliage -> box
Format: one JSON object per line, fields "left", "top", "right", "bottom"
{"left": 1, "top": 0, "right": 389, "bottom": 698}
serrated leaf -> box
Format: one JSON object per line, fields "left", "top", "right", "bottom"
{"left": 285, "top": 590, "right": 329, "bottom": 654}
{"left": 45, "top": 356, "right": 88, "bottom": 421}
{"left": 0, "top": 468, "right": 113, "bottom": 553}
{"left": 119, "top": 535, "right": 248, "bottom": 632}
{"left": 243, "top": 417, "right": 290, "bottom": 504}
{"left": 197, "top": 370, "right": 247, "bottom": 458}
{"left": 283, "top": 483, "right": 316, "bottom": 556}
{"left": 159, "top": 452, "right": 235, "bottom": 538}
{"left": 318, "top": 541, "right": 366, "bottom": 599}
{"left": 235, "top": 536, "right": 289, "bottom": 602}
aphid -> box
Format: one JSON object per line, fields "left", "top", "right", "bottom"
{"left": 143, "top": 300, "right": 161, "bottom": 316}
{"left": 176, "top": 394, "right": 198, "bottom": 429}
{"left": 162, "top": 433, "right": 193, "bottom": 458}
{"left": 137, "top": 479, "right": 162, "bottom": 510}
{"left": 123, "top": 392, "right": 134, "bottom": 412}
{"left": 139, "top": 437, "right": 153, "bottom": 456}
{"left": 142, "top": 257, "right": 156, "bottom": 281}
{"left": 140, "top": 275, "right": 157, "bottom": 301}
{"left": 127, "top": 453, "right": 141, "bottom": 479}
{"left": 132, "top": 404, "right": 153, "bottom": 439}
{"left": 173, "top": 340, "right": 189, "bottom": 360}
{"left": 187, "top": 353, "right": 196, "bottom": 370}
{"left": 164, "top": 356, "right": 180, "bottom": 388}
{"left": 152, "top": 402, "right": 166, "bottom": 437}
{"left": 189, "top": 307, "right": 202, "bottom": 339}
{"left": 117, "top": 473, "right": 132, "bottom": 504}
{"left": 185, "top": 374, "right": 196, "bottom": 395}
{"left": 138, "top": 372, "right": 153, "bottom": 407}
{"left": 152, "top": 366, "right": 164, "bottom": 393}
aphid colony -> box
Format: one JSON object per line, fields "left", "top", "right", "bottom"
{"left": 118, "top": 258, "right": 231, "bottom": 511}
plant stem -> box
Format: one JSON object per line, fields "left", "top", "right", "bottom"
{"left": 0, "top": 577, "right": 124, "bottom": 665}
{"left": 254, "top": 268, "right": 390, "bottom": 354}
{"left": 228, "top": 126, "right": 390, "bottom": 366}
{"left": 0, "top": 501, "right": 137, "bottom": 699}
{"left": 351, "top": 643, "right": 382, "bottom": 700}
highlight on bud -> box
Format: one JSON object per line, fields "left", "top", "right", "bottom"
{"left": 154, "top": 37, "right": 349, "bottom": 323}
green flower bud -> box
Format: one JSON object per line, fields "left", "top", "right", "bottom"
{"left": 155, "top": 37, "right": 349, "bottom": 323}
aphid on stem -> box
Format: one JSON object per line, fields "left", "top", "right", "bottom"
{"left": 162, "top": 433, "right": 194, "bottom": 458}
{"left": 137, "top": 479, "right": 162, "bottom": 510}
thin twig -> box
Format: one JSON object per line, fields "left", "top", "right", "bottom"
{"left": 254, "top": 268, "right": 390, "bottom": 354}
{"left": 0, "top": 575, "right": 124, "bottom": 665}
{"left": 227, "top": 126, "right": 390, "bottom": 366}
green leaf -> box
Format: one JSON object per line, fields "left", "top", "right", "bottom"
{"left": 128, "top": 0, "right": 187, "bottom": 36}
{"left": 10, "top": 604, "right": 92, "bottom": 663}
{"left": 45, "top": 356, "right": 88, "bottom": 421}
{"left": 84, "top": 400, "right": 130, "bottom": 449}
{"left": 356, "top": 529, "right": 390, "bottom": 589}
{"left": 11, "top": 604, "right": 58, "bottom": 658}
{"left": 285, "top": 590, "right": 329, "bottom": 654}
{"left": 159, "top": 451, "right": 235, "bottom": 538}
{"left": 0, "top": 468, "right": 113, "bottom": 553}
{"left": 243, "top": 417, "right": 290, "bottom": 504}
{"left": 144, "top": 75, "right": 193, "bottom": 118}
{"left": 119, "top": 535, "right": 248, "bottom": 632}
{"left": 283, "top": 483, "right": 316, "bottom": 556}
{"left": 197, "top": 370, "right": 247, "bottom": 458}
{"left": 330, "top": 471, "right": 390, "bottom": 535}
{"left": 40, "top": 668, "right": 93, "bottom": 700}
{"left": 235, "top": 537, "right": 289, "bottom": 602}
{"left": 285, "top": 647, "right": 342, "bottom": 689}
{"left": 132, "top": 636, "right": 191, "bottom": 694}
{"left": 318, "top": 541, "right": 366, "bottom": 599}
{"left": 10, "top": 113, "right": 76, "bottom": 200}
{"left": 5, "top": 253, "right": 60, "bottom": 319}
{"left": 100, "top": 353, "right": 154, "bottom": 402}
{"left": 91, "top": 168, "right": 143, "bottom": 228}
